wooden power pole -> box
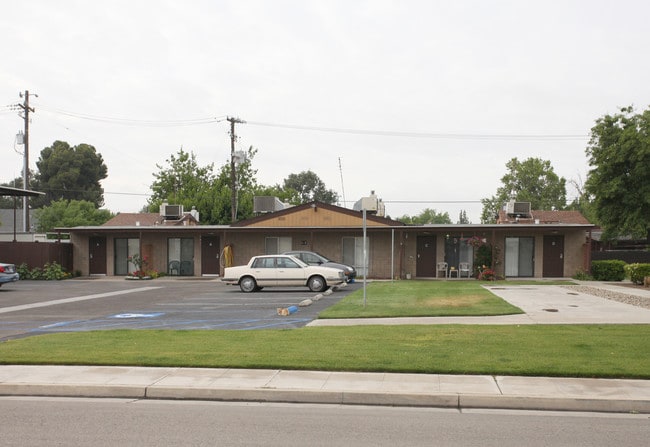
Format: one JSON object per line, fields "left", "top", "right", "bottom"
{"left": 227, "top": 116, "right": 244, "bottom": 223}
{"left": 18, "top": 90, "right": 36, "bottom": 232}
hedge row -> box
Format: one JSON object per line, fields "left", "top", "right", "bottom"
{"left": 591, "top": 260, "right": 650, "bottom": 283}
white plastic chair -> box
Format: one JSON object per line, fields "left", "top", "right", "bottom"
{"left": 459, "top": 262, "right": 471, "bottom": 278}
{"left": 437, "top": 262, "right": 448, "bottom": 278}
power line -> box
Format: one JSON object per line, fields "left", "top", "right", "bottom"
{"left": 37, "top": 105, "right": 227, "bottom": 127}
{"left": 245, "top": 120, "right": 589, "bottom": 141}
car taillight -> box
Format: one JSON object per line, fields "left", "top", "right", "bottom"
{"left": 0, "top": 266, "right": 5, "bottom": 273}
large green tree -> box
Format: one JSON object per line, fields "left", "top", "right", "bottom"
{"left": 282, "top": 170, "right": 338, "bottom": 204}
{"left": 585, "top": 106, "right": 650, "bottom": 241}
{"left": 147, "top": 146, "right": 262, "bottom": 224}
{"left": 34, "top": 199, "right": 114, "bottom": 232}
{"left": 480, "top": 157, "right": 567, "bottom": 223}
{"left": 34, "top": 141, "right": 108, "bottom": 208}
{"left": 147, "top": 148, "right": 216, "bottom": 213}
{"left": 398, "top": 208, "right": 452, "bottom": 224}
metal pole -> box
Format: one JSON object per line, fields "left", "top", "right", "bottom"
{"left": 363, "top": 208, "right": 367, "bottom": 307}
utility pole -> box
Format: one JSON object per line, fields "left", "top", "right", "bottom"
{"left": 227, "top": 116, "right": 245, "bottom": 223}
{"left": 18, "top": 90, "right": 36, "bottom": 232}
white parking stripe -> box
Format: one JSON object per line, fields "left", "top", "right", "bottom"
{"left": 0, "top": 287, "right": 161, "bottom": 315}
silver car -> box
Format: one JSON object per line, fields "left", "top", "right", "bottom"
{"left": 0, "top": 262, "right": 20, "bottom": 287}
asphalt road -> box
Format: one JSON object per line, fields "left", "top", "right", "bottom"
{"left": 0, "top": 278, "right": 359, "bottom": 340}
{"left": 2, "top": 397, "right": 649, "bottom": 447}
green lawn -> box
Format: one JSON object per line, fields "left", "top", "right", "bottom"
{"left": 321, "top": 280, "right": 525, "bottom": 318}
{"left": 1, "top": 279, "right": 648, "bottom": 379}
{"left": 1, "top": 325, "right": 649, "bottom": 379}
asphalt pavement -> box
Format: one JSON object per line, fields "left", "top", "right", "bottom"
{"left": 2, "top": 280, "right": 650, "bottom": 413}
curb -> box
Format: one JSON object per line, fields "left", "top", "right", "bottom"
{"left": 2, "top": 383, "right": 648, "bottom": 413}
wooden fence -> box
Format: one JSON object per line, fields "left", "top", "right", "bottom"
{"left": 0, "top": 242, "right": 73, "bottom": 272}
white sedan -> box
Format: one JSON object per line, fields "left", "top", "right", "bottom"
{"left": 222, "top": 255, "right": 346, "bottom": 293}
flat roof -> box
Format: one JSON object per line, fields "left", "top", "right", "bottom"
{"left": 0, "top": 186, "right": 45, "bottom": 197}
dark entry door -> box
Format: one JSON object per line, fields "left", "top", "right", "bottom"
{"left": 416, "top": 235, "right": 436, "bottom": 278}
{"left": 543, "top": 235, "right": 564, "bottom": 277}
{"left": 89, "top": 236, "right": 107, "bottom": 275}
{"left": 201, "top": 236, "right": 220, "bottom": 275}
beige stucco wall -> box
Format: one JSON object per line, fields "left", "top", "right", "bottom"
{"left": 71, "top": 226, "right": 589, "bottom": 279}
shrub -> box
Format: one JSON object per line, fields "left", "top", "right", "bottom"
{"left": 15, "top": 262, "right": 69, "bottom": 281}
{"left": 591, "top": 260, "right": 627, "bottom": 281}
{"left": 625, "top": 263, "right": 650, "bottom": 285}
{"left": 572, "top": 270, "right": 593, "bottom": 281}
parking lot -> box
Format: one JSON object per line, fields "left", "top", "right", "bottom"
{"left": 0, "top": 278, "right": 359, "bottom": 340}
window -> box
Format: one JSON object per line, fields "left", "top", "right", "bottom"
{"left": 343, "top": 236, "right": 369, "bottom": 277}
{"left": 252, "top": 257, "right": 275, "bottom": 268}
{"left": 505, "top": 237, "right": 534, "bottom": 277}
{"left": 277, "top": 257, "right": 300, "bottom": 269}
{"left": 114, "top": 238, "right": 139, "bottom": 275}
{"left": 265, "top": 237, "right": 292, "bottom": 254}
{"left": 168, "top": 238, "right": 194, "bottom": 276}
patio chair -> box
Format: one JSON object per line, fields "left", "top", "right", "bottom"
{"left": 168, "top": 260, "right": 180, "bottom": 276}
{"left": 459, "top": 262, "right": 471, "bottom": 278}
{"left": 437, "top": 262, "right": 448, "bottom": 278}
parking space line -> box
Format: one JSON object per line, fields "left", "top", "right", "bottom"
{"left": 0, "top": 287, "right": 161, "bottom": 315}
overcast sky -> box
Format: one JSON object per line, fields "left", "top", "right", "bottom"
{"left": 2, "top": 0, "right": 649, "bottom": 223}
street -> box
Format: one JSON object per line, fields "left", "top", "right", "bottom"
{"left": 2, "top": 397, "right": 648, "bottom": 446}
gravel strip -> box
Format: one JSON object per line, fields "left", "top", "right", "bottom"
{"left": 561, "top": 285, "right": 650, "bottom": 310}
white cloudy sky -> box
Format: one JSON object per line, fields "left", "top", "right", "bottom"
{"left": 2, "top": 0, "right": 649, "bottom": 222}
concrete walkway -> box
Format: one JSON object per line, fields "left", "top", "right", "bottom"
{"left": 2, "top": 281, "right": 649, "bottom": 413}
{"left": 1, "top": 365, "right": 649, "bottom": 413}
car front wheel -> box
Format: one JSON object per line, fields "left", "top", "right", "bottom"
{"left": 240, "top": 276, "right": 257, "bottom": 293}
{"left": 308, "top": 275, "right": 326, "bottom": 292}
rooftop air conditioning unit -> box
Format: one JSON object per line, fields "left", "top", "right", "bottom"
{"left": 161, "top": 204, "right": 183, "bottom": 219}
{"left": 254, "top": 196, "right": 285, "bottom": 213}
{"left": 505, "top": 201, "right": 531, "bottom": 216}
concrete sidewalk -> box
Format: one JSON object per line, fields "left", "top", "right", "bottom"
{"left": 1, "top": 365, "right": 649, "bottom": 413}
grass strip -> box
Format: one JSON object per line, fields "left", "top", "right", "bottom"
{"left": 321, "top": 280, "right": 525, "bottom": 318}
{"left": 1, "top": 324, "right": 649, "bottom": 379}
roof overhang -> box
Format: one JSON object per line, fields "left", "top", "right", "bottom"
{"left": 0, "top": 186, "right": 45, "bottom": 197}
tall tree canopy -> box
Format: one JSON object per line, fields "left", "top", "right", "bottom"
{"left": 585, "top": 106, "right": 650, "bottom": 241}
{"left": 34, "top": 140, "right": 108, "bottom": 208}
{"left": 398, "top": 208, "right": 452, "bottom": 224}
{"left": 147, "top": 148, "right": 216, "bottom": 212}
{"left": 34, "top": 199, "right": 113, "bottom": 232}
{"left": 147, "top": 146, "right": 261, "bottom": 224}
{"left": 282, "top": 170, "right": 338, "bottom": 204}
{"left": 480, "top": 157, "right": 567, "bottom": 223}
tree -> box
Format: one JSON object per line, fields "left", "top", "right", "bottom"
{"left": 585, "top": 106, "right": 650, "bottom": 241}
{"left": 282, "top": 171, "right": 338, "bottom": 204}
{"left": 147, "top": 146, "right": 263, "bottom": 224}
{"left": 147, "top": 148, "right": 216, "bottom": 213}
{"left": 398, "top": 208, "right": 452, "bottom": 224}
{"left": 457, "top": 210, "right": 470, "bottom": 224}
{"left": 481, "top": 157, "right": 567, "bottom": 223}
{"left": 566, "top": 174, "right": 597, "bottom": 225}
{"left": 34, "top": 199, "right": 114, "bottom": 232}
{"left": 34, "top": 141, "right": 108, "bottom": 208}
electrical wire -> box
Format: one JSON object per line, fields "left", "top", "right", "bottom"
{"left": 37, "top": 105, "right": 227, "bottom": 128}
{"left": 245, "top": 120, "right": 589, "bottom": 141}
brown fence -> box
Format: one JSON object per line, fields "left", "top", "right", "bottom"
{"left": 0, "top": 242, "right": 73, "bottom": 272}
{"left": 592, "top": 250, "right": 650, "bottom": 264}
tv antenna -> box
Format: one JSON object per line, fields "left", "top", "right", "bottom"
{"left": 338, "top": 157, "right": 347, "bottom": 208}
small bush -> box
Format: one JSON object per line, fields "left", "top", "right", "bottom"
{"left": 591, "top": 260, "right": 627, "bottom": 281}
{"left": 16, "top": 262, "right": 69, "bottom": 281}
{"left": 625, "top": 263, "right": 650, "bottom": 285}
{"left": 572, "top": 270, "right": 593, "bottom": 281}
